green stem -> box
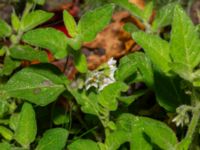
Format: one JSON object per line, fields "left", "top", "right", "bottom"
{"left": 185, "top": 104, "right": 200, "bottom": 146}
{"left": 183, "top": 88, "right": 200, "bottom": 149}
{"left": 100, "top": 109, "right": 110, "bottom": 138}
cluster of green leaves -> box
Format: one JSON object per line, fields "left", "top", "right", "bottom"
{"left": 0, "top": 0, "right": 199, "bottom": 150}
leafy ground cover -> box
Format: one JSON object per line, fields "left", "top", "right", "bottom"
{"left": 0, "top": 0, "right": 200, "bottom": 150}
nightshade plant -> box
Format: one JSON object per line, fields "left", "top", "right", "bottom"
{"left": 0, "top": 0, "right": 199, "bottom": 150}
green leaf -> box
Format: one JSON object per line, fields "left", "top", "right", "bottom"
{"left": 116, "top": 52, "right": 154, "bottom": 88}
{"left": 77, "top": 4, "right": 114, "bottom": 42}
{"left": 33, "top": 0, "right": 46, "bottom": 5}
{"left": 118, "top": 90, "right": 147, "bottom": 106}
{"left": 98, "top": 82, "right": 128, "bottom": 111}
{"left": 2, "top": 56, "right": 21, "bottom": 76}
{"left": 52, "top": 107, "right": 69, "bottom": 125}
{"left": 105, "top": 130, "right": 129, "bottom": 150}
{"left": 115, "top": 54, "right": 138, "bottom": 81}
{"left": 123, "top": 23, "right": 139, "bottom": 33}
{"left": 0, "top": 100, "right": 9, "bottom": 117}
{"left": 36, "top": 128, "right": 68, "bottom": 150}
{"left": 22, "top": 28, "right": 68, "bottom": 59}
{"left": 63, "top": 10, "right": 77, "bottom": 37}
{"left": 152, "top": 2, "right": 177, "bottom": 31}
{"left": 116, "top": 113, "right": 177, "bottom": 150}
{"left": 15, "top": 103, "right": 37, "bottom": 147}
{"left": 9, "top": 113, "right": 20, "bottom": 131}
{"left": 170, "top": 5, "right": 200, "bottom": 81}
{"left": 11, "top": 11, "right": 20, "bottom": 32}
{"left": 4, "top": 64, "right": 67, "bottom": 106}
{"left": 21, "top": 10, "right": 53, "bottom": 32}
{"left": 68, "top": 139, "right": 99, "bottom": 150}
{"left": 131, "top": 52, "right": 154, "bottom": 87}
{"left": 72, "top": 51, "right": 88, "bottom": 73}
{"left": 154, "top": 70, "right": 189, "bottom": 112}
{"left": 0, "top": 126, "right": 13, "bottom": 141}
{"left": 132, "top": 31, "right": 171, "bottom": 73}
{"left": 143, "top": 1, "right": 154, "bottom": 21}
{"left": 0, "top": 142, "right": 11, "bottom": 150}
{"left": 0, "top": 19, "right": 12, "bottom": 38}
{"left": 112, "top": 0, "right": 143, "bottom": 20}
{"left": 68, "top": 89, "right": 99, "bottom": 115}
{"left": 10, "top": 45, "right": 48, "bottom": 62}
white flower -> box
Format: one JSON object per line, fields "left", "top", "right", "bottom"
{"left": 85, "top": 57, "right": 117, "bottom": 91}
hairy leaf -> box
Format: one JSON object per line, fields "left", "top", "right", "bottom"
{"left": 132, "top": 31, "right": 171, "bottom": 73}
{"left": 77, "top": 4, "right": 114, "bottom": 42}
{"left": 170, "top": 5, "right": 200, "bottom": 81}
{"left": 63, "top": 10, "right": 77, "bottom": 37}
{"left": 68, "top": 139, "right": 99, "bottom": 150}
{"left": 4, "top": 64, "right": 67, "bottom": 106}
{"left": 98, "top": 82, "right": 128, "bottom": 111}
{"left": 15, "top": 103, "right": 37, "bottom": 147}
{"left": 36, "top": 128, "right": 68, "bottom": 150}
{"left": 10, "top": 45, "right": 48, "bottom": 62}
{"left": 21, "top": 10, "right": 53, "bottom": 31}
{"left": 22, "top": 28, "right": 68, "bottom": 59}
{"left": 0, "top": 19, "right": 11, "bottom": 38}
{"left": 112, "top": 0, "right": 143, "bottom": 20}
{"left": 152, "top": 2, "right": 177, "bottom": 31}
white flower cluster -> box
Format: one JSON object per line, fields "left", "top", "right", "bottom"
{"left": 85, "top": 58, "right": 117, "bottom": 91}
{"left": 172, "top": 105, "right": 190, "bottom": 127}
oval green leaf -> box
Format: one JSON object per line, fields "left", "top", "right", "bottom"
{"left": 4, "top": 64, "right": 67, "bottom": 106}
{"left": 21, "top": 10, "right": 54, "bottom": 32}
{"left": 22, "top": 28, "right": 68, "bottom": 59}
{"left": 14, "top": 103, "right": 37, "bottom": 148}
{"left": 36, "top": 128, "right": 68, "bottom": 150}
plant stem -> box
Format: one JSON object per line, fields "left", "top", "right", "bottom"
{"left": 183, "top": 88, "right": 200, "bottom": 149}
{"left": 185, "top": 103, "right": 200, "bottom": 148}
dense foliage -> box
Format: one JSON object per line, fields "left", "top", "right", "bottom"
{"left": 0, "top": 0, "right": 199, "bottom": 150}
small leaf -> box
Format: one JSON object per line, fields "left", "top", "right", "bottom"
{"left": 98, "top": 82, "right": 128, "bottom": 111}
{"left": 170, "top": 5, "right": 200, "bottom": 81}
{"left": 77, "top": 4, "right": 114, "bottom": 42}
{"left": 68, "top": 139, "right": 99, "bottom": 150}
{"left": 123, "top": 23, "right": 139, "bottom": 33}
{"left": 10, "top": 45, "right": 48, "bottom": 62}
{"left": 33, "top": 0, "right": 46, "bottom": 5}
{"left": 0, "top": 100, "right": 9, "bottom": 117}
{"left": 11, "top": 11, "right": 20, "bottom": 31}
{"left": 112, "top": 0, "right": 143, "bottom": 20}
{"left": 63, "top": 10, "right": 77, "bottom": 37}
{"left": 21, "top": 10, "right": 53, "bottom": 32}
{"left": 0, "top": 19, "right": 12, "bottom": 38}
{"left": 132, "top": 31, "right": 171, "bottom": 73}
{"left": 4, "top": 64, "right": 67, "bottom": 106}
{"left": 72, "top": 51, "right": 88, "bottom": 73}
{"left": 2, "top": 56, "right": 21, "bottom": 76}
{"left": 118, "top": 90, "right": 147, "bottom": 106}
{"left": 52, "top": 107, "right": 69, "bottom": 125}
{"left": 115, "top": 54, "right": 138, "bottom": 81}
{"left": 36, "top": 128, "right": 68, "bottom": 150}
{"left": 68, "top": 89, "right": 99, "bottom": 115}
{"left": 105, "top": 130, "right": 128, "bottom": 150}
{"left": 143, "top": 1, "right": 154, "bottom": 21}
{"left": 15, "top": 103, "right": 37, "bottom": 147}
{"left": 0, "top": 126, "right": 13, "bottom": 141}
{"left": 9, "top": 113, "right": 20, "bottom": 131}
{"left": 152, "top": 2, "right": 177, "bottom": 31}
{"left": 22, "top": 28, "right": 68, "bottom": 59}
{"left": 0, "top": 142, "right": 11, "bottom": 150}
